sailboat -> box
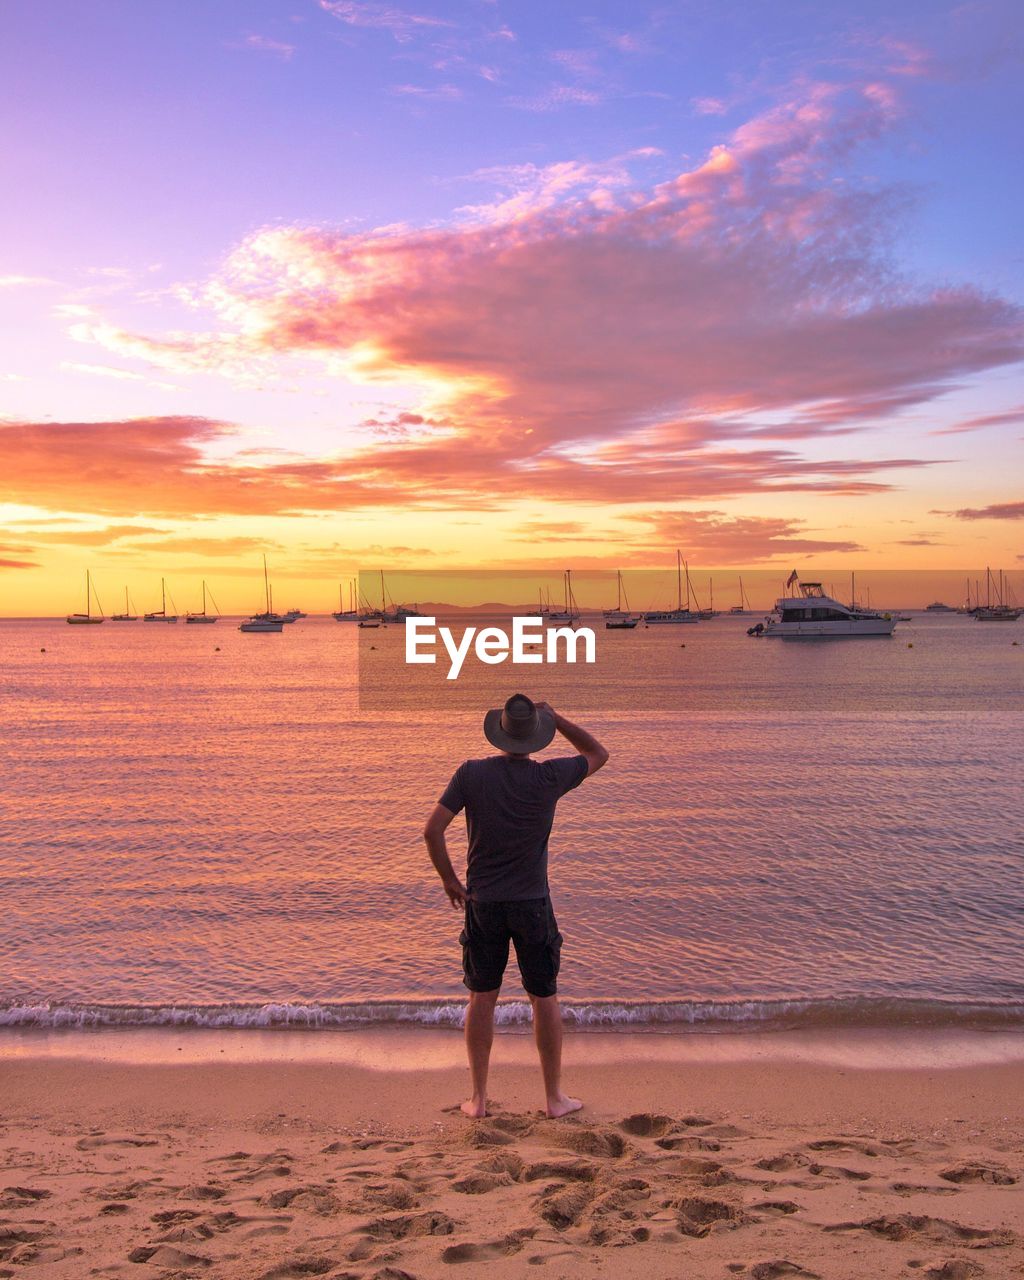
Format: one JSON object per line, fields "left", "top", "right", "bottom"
{"left": 605, "top": 571, "right": 638, "bottom": 629}
{"left": 112, "top": 586, "right": 138, "bottom": 621}
{"left": 144, "top": 578, "right": 178, "bottom": 622}
{"left": 603, "top": 570, "right": 631, "bottom": 618}
{"left": 240, "top": 556, "right": 285, "bottom": 632}
{"left": 66, "top": 570, "right": 105, "bottom": 624}
{"left": 333, "top": 579, "right": 361, "bottom": 622}
{"left": 728, "top": 576, "right": 751, "bottom": 615}
{"left": 974, "top": 568, "right": 1022, "bottom": 621}
{"left": 644, "top": 551, "right": 701, "bottom": 624}
{"left": 186, "top": 580, "right": 219, "bottom": 624}
{"left": 546, "top": 570, "right": 581, "bottom": 624}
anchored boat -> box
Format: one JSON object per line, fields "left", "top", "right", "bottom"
{"left": 144, "top": 579, "right": 178, "bottom": 623}
{"left": 186, "top": 580, "right": 219, "bottom": 624}
{"left": 240, "top": 556, "right": 285, "bottom": 632}
{"left": 66, "top": 570, "right": 105, "bottom": 625}
{"left": 751, "top": 575, "right": 895, "bottom": 638}
{"left": 644, "top": 551, "right": 701, "bottom": 624}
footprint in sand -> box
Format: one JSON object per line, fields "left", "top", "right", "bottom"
{"left": 256, "top": 1255, "right": 337, "bottom": 1278}
{"left": 451, "top": 1172, "right": 514, "bottom": 1194}
{"left": 751, "top": 1200, "right": 803, "bottom": 1216}
{"left": 441, "top": 1229, "right": 535, "bottom": 1264}
{"left": 891, "top": 1181, "right": 960, "bottom": 1196}
{"left": 755, "top": 1153, "right": 809, "bottom": 1173}
{"left": 264, "top": 1185, "right": 341, "bottom": 1215}
{"left": 824, "top": 1213, "right": 1016, "bottom": 1248}
{"left": 674, "top": 1195, "right": 748, "bottom": 1238}
{"left": 359, "top": 1210, "right": 456, "bottom": 1240}
{"left": 177, "top": 1182, "right": 229, "bottom": 1200}
{"left": 619, "top": 1113, "right": 674, "bottom": 1138}
{"left": 475, "top": 1150, "right": 524, "bottom": 1179}
{"left": 657, "top": 1155, "right": 733, "bottom": 1186}
{"left": 807, "top": 1161, "right": 872, "bottom": 1181}
{"left": 939, "top": 1163, "right": 1017, "bottom": 1185}
{"left": 544, "top": 1123, "right": 629, "bottom": 1159}
{"left": 806, "top": 1137, "right": 883, "bottom": 1158}
{"left": 523, "top": 1159, "right": 599, "bottom": 1183}
{"left": 923, "top": 1261, "right": 985, "bottom": 1279}
{"left": 749, "top": 1262, "right": 821, "bottom": 1279}
{"left": 127, "top": 1244, "right": 212, "bottom": 1268}
{"left": 537, "top": 1182, "right": 597, "bottom": 1229}
{"left": 656, "top": 1134, "right": 722, "bottom": 1152}
{"left": 77, "top": 1134, "right": 162, "bottom": 1151}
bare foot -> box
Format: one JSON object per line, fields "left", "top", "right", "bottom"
{"left": 460, "top": 1098, "right": 487, "bottom": 1118}
{"left": 546, "top": 1093, "right": 583, "bottom": 1118}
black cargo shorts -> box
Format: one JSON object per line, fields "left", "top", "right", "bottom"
{"left": 459, "top": 896, "right": 563, "bottom": 997}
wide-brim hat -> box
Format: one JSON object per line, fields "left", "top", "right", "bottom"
{"left": 483, "top": 693, "right": 555, "bottom": 754}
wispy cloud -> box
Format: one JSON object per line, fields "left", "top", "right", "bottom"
{"left": 318, "top": 0, "right": 452, "bottom": 43}
{"left": 390, "top": 82, "right": 462, "bottom": 101}
{"left": 0, "top": 274, "right": 55, "bottom": 289}
{"left": 238, "top": 34, "right": 296, "bottom": 60}
{"left": 933, "top": 405, "right": 1024, "bottom": 434}
{"left": 943, "top": 500, "right": 1024, "bottom": 520}
{"left": 506, "top": 84, "right": 604, "bottom": 111}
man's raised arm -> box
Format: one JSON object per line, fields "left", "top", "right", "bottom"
{"left": 537, "top": 703, "right": 609, "bottom": 775}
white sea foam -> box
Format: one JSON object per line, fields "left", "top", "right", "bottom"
{"left": 2, "top": 997, "right": 1022, "bottom": 1033}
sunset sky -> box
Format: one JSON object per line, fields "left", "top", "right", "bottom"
{"left": 1, "top": 0, "right": 1022, "bottom": 614}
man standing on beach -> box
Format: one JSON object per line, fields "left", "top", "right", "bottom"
{"left": 423, "top": 695, "right": 609, "bottom": 1119}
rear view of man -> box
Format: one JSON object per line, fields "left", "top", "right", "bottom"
{"left": 423, "top": 694, "right": 609, "bottom": 1118}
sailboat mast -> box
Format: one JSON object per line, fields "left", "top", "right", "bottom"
{"left": 676, "top": 550, "right": 682, "bottom": 612}
{"left": 86, "top": 569, "right": 91, "bottom": 618}
{"left": 263, "top": 556, "right": 270, "bottom": 614}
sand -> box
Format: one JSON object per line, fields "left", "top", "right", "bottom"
{"left": 1, "top": 1028, "right": 1022, "bottom": 1279}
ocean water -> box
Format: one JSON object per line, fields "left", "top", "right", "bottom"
{"left": 1, "top": 613, "right": 1022, "bottom": 1033}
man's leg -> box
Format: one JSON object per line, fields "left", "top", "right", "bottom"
{"left": 462, "top": 988, "right": 500, "bottom": 1118}
{"left": 530, "top": 993, "right": 582, "bottom": 1118}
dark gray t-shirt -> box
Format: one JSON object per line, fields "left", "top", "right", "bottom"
{"left": 439, "top": 754, "right": 589, "bottom": 902}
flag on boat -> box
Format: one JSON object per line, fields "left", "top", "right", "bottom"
{"left": 786, "top": 569, "right": 799, "bottom": 587}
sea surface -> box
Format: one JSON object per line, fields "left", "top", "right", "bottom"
{"left": 1, "top": 612, "right": 1022, "bottom": 1033}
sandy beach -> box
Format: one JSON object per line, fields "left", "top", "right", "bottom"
{"left": 1, "top": 1028, "right": 1022, "bottom": 1279}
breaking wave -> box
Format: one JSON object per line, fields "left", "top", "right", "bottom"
{"left": 2, "top": 996, "right": 1024, "bottom": 1034}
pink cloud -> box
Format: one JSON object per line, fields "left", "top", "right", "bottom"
{"left": 944, "top": 500, "right": 1024, "bottom": 520}
{"left": 64, "top": 76, "right": 1023, "bottom": 516}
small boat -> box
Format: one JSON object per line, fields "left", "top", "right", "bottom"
{"left": 240, "top": 555, "right": 285, "bottom": 632}
{"left": 66, "top": 570, "right": 105, "bottom": 624}
{"left": 973, "top": 569, "right": 1021, "bottom": 621}
{"left": 283, "top": 608, "right": 306, "bottom": 620}
{"left": 144, "top": 579, "right": 178, "bottom": 622}
{"left": 925, "top": 601, "right": 956, "bottom": 612}
{"left": 111, "top": 586, "right": 138, "bottom": 621}
{"left": 547, "top": 569, "right": 581, "bottom": 623}
{"left": 644, "top": 551, "right": 701, "bottom": 624}
{"left": 186, "top": 580, "right": 219, "bottom": 624}
{"left": 604, "top": 572, "right": 638, "bottom": 628}
{"left": 358, "top": 618, "right": 381, "bottom": 629}
{"left": 755, "top": 574, "right": 895, "bottom": 637}
{"left": 333, "top": 579, "right": 361, "bottom": 622}
{"left": 240, "top": 617, "right": 284, "bottom": 633}
{"left": 729, "top": 576, "right": 752, "bottom": 615}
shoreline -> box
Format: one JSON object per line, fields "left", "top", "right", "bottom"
{"left": 4, "top": 1023, "right": 1024, "bottom": 1069}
